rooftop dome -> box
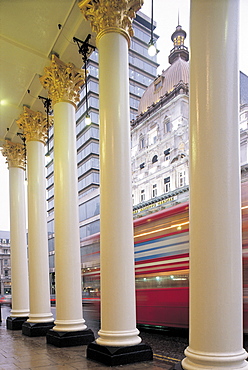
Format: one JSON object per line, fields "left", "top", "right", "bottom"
{"left": 138, "top": 24, "right": 189, "bottom": 115}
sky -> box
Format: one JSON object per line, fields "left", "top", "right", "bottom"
{"left": 141, "top": 0, "right": 248, "bottom": 76}
{"left": 0, "top": 0, "right": 248, "bottom": 231}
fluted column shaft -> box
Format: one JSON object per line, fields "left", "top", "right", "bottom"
{"left": 9, "top": 166, "right": 29, "bottom": 317}
{"left": 2, "top": 141, "right": 29, "bottom": 319}
{"left": 40, "top": 55, "right": 88, "bottom": 332}
{"left": 97, "top": 31, "right": 140, "bottom": 347}
{"left": 79, "top": 0, "right": 143, "bottom": 347}
{"left": 52, "top": 101, "right": 86, "bottom": 331}
{"left": 26, "top": 140, "right": 53, "bottom": 322}
{"left": 183, "top": 0, "right": 248, "bottom": 369}
{"left": 16, "top": 107, "right": 54, "bottom": 325}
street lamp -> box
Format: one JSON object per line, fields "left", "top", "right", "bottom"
{"left": 73, "top": 34, "right": 96, "bottom": 126}
{"left": 38, "top": 95, "right": 53, "bottom": 162}
{"left": 85, "top": 114, "right": 91, "bottom": 126}
{"left": 148, "top": 0, "right": 158, "bottom": 57}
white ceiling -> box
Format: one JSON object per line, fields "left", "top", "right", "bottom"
{"left": 0, "top": 0, "right": 96, "bottom": 146}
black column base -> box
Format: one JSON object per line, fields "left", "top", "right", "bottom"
{"left": 171, "top": 362, "right": 184, "bottom": 370}
{"left": 46, "top": 328, "right": 95, "bottom": 347}
{"left": 87, "top": 342, "right": 153, "bottom": 366}
{"left": 6, "top": 316, "right": 29, "bottom": 330}
{"left": 22, "top": 321, "right": 54, "bottom": 337}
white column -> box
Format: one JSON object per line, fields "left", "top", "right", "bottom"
{"left": 26, "top": 140, "right": 53, "bottom": 323}
{"left": 97, "top": 31, "right": 141, "bottom": 347}
{"left": 183, "top": 0, "right": 248, "bottom": 369}
{"left": 52, "top": 101, "right": 86, "bottom": 332}
{"left": 2, "top": 140, "right": 30, "bottom": 322}
{"left": 40, "top": 56, "right": 93, "bottom": 345}
{"left": 9, "top": 166, "right": 29, "bottom": 318}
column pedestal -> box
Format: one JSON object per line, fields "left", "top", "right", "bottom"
{"left": 87, "top": 342, "right": 153, "bottom": 367}
{"left": 46, "top": 329, "right": 94, "bottom": 347}
{"left": 172, "top": 364, "right": 183, "bottom": 370}
{"left": 7, "top": 317, "right": 29, "bottom": 331}
{"left": 22, "top": 322, "right": 55, "bottom": 337}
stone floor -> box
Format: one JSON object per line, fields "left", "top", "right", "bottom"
{"left": 0, "top": 307, "right": 174, "bottom": 370}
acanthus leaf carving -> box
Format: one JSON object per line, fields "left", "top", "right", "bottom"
{"left": 2, "top": 140, "right": 26, "bottom": 170}
{"left": 16, "top": 106, "right": 51, "bottom": 144}
{"left": 40, "top": 55, "right": 85, "bottom": 107}
{"left": 79, "top": 0, "right": 143, "bottom": 41}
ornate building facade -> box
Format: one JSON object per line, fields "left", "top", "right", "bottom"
{"left": 240, "top": 71, "right": 248, "bottom": 181}
{"left": 131, "top": 24, "right": 248, "bottom": 218}
{"left": 0, "top": 231, "right": 11, "bottom": 295}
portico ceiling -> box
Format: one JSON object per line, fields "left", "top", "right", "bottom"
{"left": 0, "top": 0, "right": 96, "bottom": 146}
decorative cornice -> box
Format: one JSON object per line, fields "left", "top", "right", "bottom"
{"left": 16, "top": 106, "right": 51, "bottom": 144}
{"left": 78, "top": 0, "right": 143, "bottom": 45}
{"left": 40, "top": 55, "right": 85, "bottom": 107}
{"left": 131, "top": 81, "right": 189, "bottom": 129}
{"left": 2, "top": 140, "right": 26, "bottom": 170}
{"left": 133, "top": 185, "right": 189, "bottom": 211}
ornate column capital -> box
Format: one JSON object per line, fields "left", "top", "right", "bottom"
{"left": 78, "top": 0, "right": 143, "bottom": 45}
{"left": 16, "top": 106, "right": 50, "bottom": 144}
{"left": 2, "top": 140, "right": 26, "bottom": 170}
{"left": 40, "top": 55, "right": 85, "bottom": 108}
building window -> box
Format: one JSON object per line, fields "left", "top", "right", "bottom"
{"left": 48, "top": 219, "right": 54, "bottom": 236}
{"left": 79, "top": 220, "right": 100, "bottom": 240}
{"left": 140, "top": 189, "right": 145, "bottom": 202}
{"left": 152, "top": 184, "right": 157, "bottom": 198}
{"left": 4, "top": 270, "right": 8, "bottom": 277}
{"left": 140, "top": 136, "right": 145, "bottom": 149}
{"left": 164, "top": 148, "right": 170, "bottom": 161}
{"left": 140, "top": 162, "right": 145, "bottom": 169}
{"left": 3, "top": 249, "right": 8, "bottom": 254}
{"left": 164, "top": 117, "right": 171, "bottom": 133}
{"left": 152, "top": 155, "right": 158, "bottom": 163}
{"left": 79, "top": 196, "right": 100, "bottom": 222}
{"left": 164, "top": 177, "right": 170, "bottom": 192}
{"left": 149, "top": 128, "right": 157, "bottom": 146}
{"left": 178, "top": 171, "right": 186, "bottom": 187}
{"left": 154, "top": 79, "right": 163, "bottom": 92}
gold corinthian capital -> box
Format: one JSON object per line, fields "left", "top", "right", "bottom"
{"left": 16, "top": 106, "right": 50, "bottom": 145}
{"left": 2, "top": 140, "right": 26, "bottom": 170}
{"left": 78, "top": 0, "right": 143, "bottom": 44}
{"left": 40, "top": 54, "right": 86, "bottom": 108}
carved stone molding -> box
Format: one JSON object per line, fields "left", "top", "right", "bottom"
{"left": 2, "top": 140, "right": 26, "bottom": 170}
{"left": 40, "top": 55, "right": 85, "bottom": 107}
{"left": 16, "top": 106, "right": 51, "bottom": 144}
{"left": 78, "top": 0, "right": 143, "bottom": 43}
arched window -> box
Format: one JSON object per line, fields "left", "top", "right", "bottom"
{"left": 152, "top": 155, "right": 158, "bottom": 163}
{"left": 164, "top": 116, "right": 171, "bottom": 133}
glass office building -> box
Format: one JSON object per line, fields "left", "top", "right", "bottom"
{"left": 46, "top": 11, "right": 159, "bottom": 280}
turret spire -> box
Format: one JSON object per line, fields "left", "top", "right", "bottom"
{"left": 168, "top": 23, "right": 189, "bottom": 65}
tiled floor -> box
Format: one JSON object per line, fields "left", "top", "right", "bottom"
{"left": 0, "top": 308, "right": 173, "bottom": 370}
